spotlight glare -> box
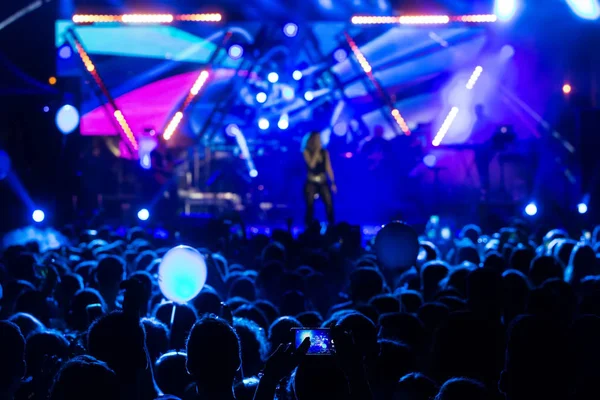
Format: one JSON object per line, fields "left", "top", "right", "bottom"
{"left": 32, "top": 209, "right": 45, "bottom": 223}
{"left": 249, "top": 169, "right": 258, "bottom": 178}
{"left": 283, "top": 22, "right": 298, "bottom": 37}
{"left": 258, "top": 118, "right": 270, "bottom": 130}
{"left": 578, "top": 203, "right": 588, "bottom": 214}
{"left": 256, "top": 92, "right": 268, "bottom": 104}
{"left": 137, "top": 208, "right": 150, "bottom": 221}
{"left": 278, "top": 117, "right": 289, "bottom": 130}
{"left": 562, "top": 83, "right": 572, "bottom": 94}
{"left": 55, "top": 105, "right": 80, "bottom": 135}
{"left": 441, "top": 227, "right": 452, "bottom": 240}
{"left": 565, "top": 0, "right": 600, "bottom": 20}
{"left": 333, "top": 48, "right": 348, "bottom": 62}
{"left": 525, "top": 203, "right": 538, "bottom": 216}
{"left": 58, "top": 45, "right": 72, "bottom": 59}
{"left": 304, "top": 91, "right": 314, "bottom": 101}
{"left": 494, "top": 0, "right": 518, "bottom": 21}
{"left": 267, "top": 72, "right": 279, "bottom": 83}
{"left": 292, "top": 70, "right": 303, "bottom": 80}
{"left": 282, "top": 87, "right": 295, "bottom": 100}
{"left": 423, "top": 154, "right": 437, "bottom": 167}
{"left": 228, "top": 44, "right": 244, "bottom": 60}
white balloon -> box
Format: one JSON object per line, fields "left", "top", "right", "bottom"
{"left": 158, "top": 245, "right": 207, "bottom": 304}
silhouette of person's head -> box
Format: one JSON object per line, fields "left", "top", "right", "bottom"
{"left": 435, "top": 377, "right": 489, "bottom": 400}
{"left": 25, "top": 330, "right": 69, "bottom": 379}
{"left": 350, "top": 267, "right": 384, "bottom": 304}
{"left": 154, "top": 351, "right": 193, "bottom": 399}
{"left": 94, "top": 255, "right": 125, "bottom": 308}
{"left": 529, "top": 255, "right": 562, "bottom": 287}
{"left": 68, "top": 288, "right": 106, "bottom": 331}
{"left": 141, "top": 317, "right": 169, "bottom": 364}
{"left": 154, "top": 302, "right": 198, "bottom": 350}
{"left": 87, "top": 311, "right": 149, "bottom": 379}
{"left": 49, "top": 355, "right": 118, "bottom": 400}
{"left": 0, "top": 321, "right": 25, "bottom": 397}
{"left": 373, "top": 339, "right": 417, "bottom": 396}
{"left": 233, "top": 317, "right": 267, "bottom": 377}
{"left": 8, "top": 312, "right": 45, "bottom": 337}
{"left": 500, "top": 315, "right": 570, "bottom": 400}
{"left": 192, "top": 285, "right": 223, "bottom": 316}
{"left": 421, "top": 261, "right": 450, "bottom": 301}
{"left": 393, "top": 372, "right": 439, "bottom": 400}
{"left": 268, "top": 316, "right": 301, "bottom": 352}
{"left": 186, "top": 315, "right": 241, "bottom": 390}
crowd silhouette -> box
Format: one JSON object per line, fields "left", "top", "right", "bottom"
{"left": 1, "top": 221, "right": 600, "bottom": 400}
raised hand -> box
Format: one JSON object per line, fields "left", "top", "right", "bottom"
{"left": 263, "top": 338, "right": 310, "bottom": 383}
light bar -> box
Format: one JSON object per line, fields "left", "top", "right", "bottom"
{"left": 163, "top": 70, "right": 210, "bottom": 141}
{"left": 72, "top": 38, "right": 138, "bottom": 150}
{"left": 466, "top": 66, "right": 483, "bottom": 89}
{"left": 346, "top": 34, "right": 372, "bottom": 73}
{"left": 163, "top": 112, "right": 183, "bottom": 141}
{"left": 432, "top": 107, "right": 459, "bottom": 146}
{"left": 72, "top": 13, "right": 222, "bottom": 24}
{"left": 113, "top": 110, "right": 138, "bottom": 149}
{"left": 400, "top": 15, "right": 450, "bottom": 24}
{"left": 391, "top": 109, "right": 411, "bottom": 135}
{"left": 351, "top": 14, "right": 497, "bottom": 25}
{"left": 176, "top": 13, "right": 222, "bottom": 22}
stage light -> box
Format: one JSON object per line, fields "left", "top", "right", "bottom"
{"left": 333, "top": 48, "right": 348, "bottom": 62}
{"left": 58, "top": 45, "right": 72, "bottom": 59}
{"left": 258, "top": 118, "right": 270, "bottom": 130}
{"left": 495, "top": 0, "right": 517, "bottom": 21}
{"left": 140, "top": 154, "right": 151, "bottom": 170}
{"left": 278, "top": 116, "right": 289, "bottom": 130}
{"left": 226, "top": 124, "right": 241, "bottom": 137}
{"left": 121, "top": 14, "right": 174, "bottom": 23}
{"left": 566, "top": 0, "right": 600, "bottom": 20}
{"left": 333, "top": 122, "right": 348, "bottom": 136}
{"left": 282, "top": 87, "right": 295, "bottom": 100}
{"left": 432, "top": 107, "right": 459, "bottom": 146}
{"left": 292, "top": 70, "right": 303, "bottom": 80}
{"left": 249, "top": 169, "right": 258, "bottom": 178}
{"left": 256, "top": 92, "right": 267, "bottom": 104}
{"left": 283, "top": 23, "right": 298, "bottom": 37}
{"left": 525, "top": 202, "right": 538, "bottom": 216}
{"left": 399, "top": 15, "right": 450, "bottom": 24}
{"left": 563, "top": 83, "right": 572, "bottom": 94}
{"left": 137, "top": 208, "right": 150, "bottom": 221}
{"left": 346, "top": 34, "right": 372, "bottom": 73}
{"left": 55, "top": 105, "right": 80, "bottom": 135}
{"left": 578, "top": 203, "right": 588, "bottom": 214}
{"left": 391, "top": 109, "right": 411, "bottom": 135}
{"left": 457, "top": 14, "right": 498, "bottom": 22}
{"left": 267, "top": 72, "right": 279, "bottom": 83}
{"left": 441, "top": 227, "right": 452, "bottom": 240}
{"left": 113, "top": 110, "right": 138, "bottom": 149}
{"left": 176, "top": 13, "right": 222, "bottom": 22}
{"left": 500, "top": 45, "right": 515, "bottom": 59}
{"left": 190, "top": 70, "right": 210, "bottom": 95}
{"left": 43, "top": 106, "right": 49, "bottom": 113}
{"left": 466, "top": 66, "right": 483, "bottom": 90}
{"left": 351, "top": 16, "right": 399, "bottom": 24}
{"left": 163, "top": 112, "right": 183, "bottom": 141}
{"left": 228, "top": 44, "right": 243, "bottom": 60}
{"left": 48, "top": 76, "right": 57, "bottom": 85}
{"left": 304, "top": 91, "right": 314, "bottom": 101}
{"left": 32, "top": 209, "right": 45, "bottom": 223}
{"left": 423, "top": 154, "right": 437, "bottom": 167}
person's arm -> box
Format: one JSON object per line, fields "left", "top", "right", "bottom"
{"left": 303, "top": 150, "right": 320, "bottom": 170}
{"left": 325, "top": 151, "right": 337, "bottom": 193}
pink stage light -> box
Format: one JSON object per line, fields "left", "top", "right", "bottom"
{"left": 455, "top": 14, "right": 498, "bottom": 22}
{"left": 399, "top": 15, "right": 450, "bottom": 24}
{"left": 73, "top": 13, "right": 222, "bottom": 24}
{"left": 351, "top": 14, "right": 498, "bottom": 25}
{"left": 391, "top": 109, "right": 411, "bottom": 135}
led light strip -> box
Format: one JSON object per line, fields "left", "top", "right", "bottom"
{"left": 351, "top": 14, "right": 497, "bottom": 25}
{"left": 72, "top": 13, "right": 222, "bottom": 24}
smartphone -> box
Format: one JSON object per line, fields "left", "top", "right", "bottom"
{"left": 293, "top": 328, "right": 335, "bottom": 356}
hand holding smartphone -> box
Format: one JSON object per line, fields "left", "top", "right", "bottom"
{"left": 292, "top": 328, "right": 335, "bottom": 356}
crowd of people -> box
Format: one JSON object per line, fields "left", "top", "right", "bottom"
{"left": 1, "top": 219, "right": 600, "bottom": 400}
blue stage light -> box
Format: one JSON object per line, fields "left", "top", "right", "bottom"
{"left": 441, "top": 227, "right": 452, "bottom": 240}
{"left": 249, "top": 169, "right": 258, "bottom": 178}
{"left": 578, "top": 203, "right": 588, "bottom": 214}
{"left": 495, "top": 0, "right": 517, "bottom": 21}
{"left": 304, "top": 91, "right": 314, "bottom": 101}
{"left": 278, "top": 116, "right": 289, "bottom": 130}
{"left": 566, "top": 0, "right": 600, "bottom": 19}
{"left": 138, "top": 208, "right": 150, "bottom": 221}
{"left": 32, "top": 209, "right": 45, "bottom": 223}
{"left": 267, "top": 72, "right": 279, "bottom": 83}
{"left": 292, "top": 70, "right": 303, "bottom": 80}
{"left": 258, "top": 118, "right": 270, "bottom": 130}
{"left": 58, "top": 45, "right": 73, "bottom": 60}
{"left": 283, "top": 23, "right": 298, "bottom": 37}
{"left": 282, "top": 86, "right": 295, "bottom": 100}
{"left": 228, "top": 44, "right": 244, "bottom": 60}
{"left": 525, "top": 203, "right": 538, "bottom": 216}
{"left": 256, "top": 92, "right": 267, "bottom": 104}
{"left": 423, "top": 154, "right": 437, "bottom": 168}
{"left": 333, "top": 48, "right": 348, "bottom": 62}
{"left": 55, "top": 105, "right": 80, "bottom": 135}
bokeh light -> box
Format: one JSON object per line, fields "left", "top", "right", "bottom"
{"left": 137, "top": 208, "right": 150, "bottom": 221}
{"left": 55, "top": 105, "right": 80, "bottom": 135}
{"left": 158, "top": 246, "right": 207, "bottom": 304}
{"left": 32, "top": 210, "right": 45, "bottom": 223}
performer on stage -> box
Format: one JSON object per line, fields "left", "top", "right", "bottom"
{"left": 302, "top": 131, "right": 336, "bottom": 226}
